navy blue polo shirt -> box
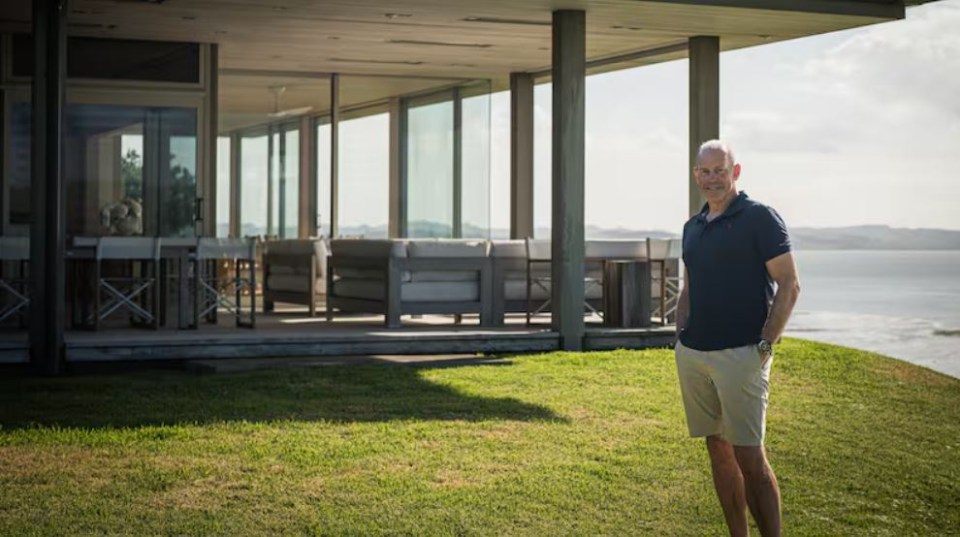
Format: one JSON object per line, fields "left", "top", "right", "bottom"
{"left": 679, "top": 191, "right": 792, "bottom": 351}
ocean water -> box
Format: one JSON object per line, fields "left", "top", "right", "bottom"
{"left": 784, "top": 250, "right": 960, "bottom": 379}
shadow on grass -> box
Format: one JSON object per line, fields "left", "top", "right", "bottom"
{"left": 0, "top": 359, "right": 562, "bottom": 429}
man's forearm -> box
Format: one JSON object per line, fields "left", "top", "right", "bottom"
{"left": 761, "top": 278, "right": 800, "bottom": 343}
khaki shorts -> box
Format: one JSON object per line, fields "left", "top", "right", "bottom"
{"left": 675, "top": 340, "right": 773, "bottom": 446}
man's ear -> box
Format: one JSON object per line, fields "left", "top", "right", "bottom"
{"left": 732, "top": 163, "right": 742, "bottom": 180}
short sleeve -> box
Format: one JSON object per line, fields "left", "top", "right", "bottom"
{"left": 753, "top": 206, "right": 792, "bottom": 261}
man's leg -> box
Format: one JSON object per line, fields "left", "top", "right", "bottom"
{"left": 706, "top": 435, "right": 748, "bottom": 537}
{"left": 734, "top": 445, "right": 781, "bottom": 537}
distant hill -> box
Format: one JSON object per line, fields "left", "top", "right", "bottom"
{"left": 789, "top": 225, "right": 960, "bottom": 250}
{"left": 331, "top": 223, "right": 960, "bottom": 250}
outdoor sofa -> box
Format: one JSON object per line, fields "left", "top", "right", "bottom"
{"left": 325, "top": 239, "right": 493, "bottom": 328}
{"left": 262, "top": 238, "right": 328, "bottom": 316}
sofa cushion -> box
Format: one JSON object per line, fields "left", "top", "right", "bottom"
{"left": 490, "top": 240, "right": 526, "bottom": 259}
{"left": 331, "top": 239, "right": 407, "bottom": 258}
{"left": 267, "top": 274, "right": 323, "bottom": 295}
{"left": 407, "top": 239, "right": 488, "bottom": 282}
{"left": 333, "top": 279, "right": 480, "bottom": 302}
{"left": 406, "top": 239, "right": 488, "bottom": 258}
{"left": 585, "top": 239, "right": 647, "bottom": 260}
{"left": 264, "top": 238, "right": 328, "bottom": 276}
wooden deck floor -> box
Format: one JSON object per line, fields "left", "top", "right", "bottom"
{"left": 0, "top": 308, "right": 675, "bottom": 364}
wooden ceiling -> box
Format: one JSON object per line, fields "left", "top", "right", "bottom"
{"left": 0, "top": 0, "right": 919, "bottom": 130}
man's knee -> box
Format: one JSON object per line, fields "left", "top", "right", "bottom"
{"left": 733, "top": 445, "right": 771, "bottom": 479}
{"left": 706, "top": 435, "right": 736, "bottom": 463}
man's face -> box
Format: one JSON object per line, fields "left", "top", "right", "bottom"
{"left": 694, "top": 149, "right": 741, "bottom": 205}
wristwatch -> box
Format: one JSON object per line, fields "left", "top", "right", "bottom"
{"left": 757, "top": 339, "right": 773, "bottom": 356}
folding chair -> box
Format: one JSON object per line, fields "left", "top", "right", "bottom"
{"left": 0, "top": 237, "right": 30, "bottom": 326}
{"left": 525, "top": 237, "right": 602, "bottom": 325}
{"left": 647, "top": 237, "right": 682, "bottom": 326}
{"left": 192, "top": 237, "right": 257, "bottom": 328}
{"left": 94, "top": 237, "right": 161, "bottom": 330}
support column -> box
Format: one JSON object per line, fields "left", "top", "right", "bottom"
{"left": 329, "top": 73, "right": 340, "bottom": 238}
{"left": 452, "top": 87, "right": 463, "bottom": 238}
{"left": 30, "top": 0, "right": 67, "bottom": 374}
{"left": 203, "top": 43, "right": 218, "bottom": 237}
{"left": 266, "top": 125, "right": 274, "bottom": 236}
{"left": 688, "top": 36, "right": 720, "bottom": 216}
{"left": 510, "top": 72, "right": 534, "bottom": 240}
{"left": 388, "top": 97, "right": 402, "bottom": 238}
{"left": 229, "top": 133, "right": 241, "bottom": 237}
{"left": 299, "top": 115, "right": 316, "bottom": 238}
{"left": 277, "top": 125, "right": 287, "bottom": 238}
{"left": 551, "top": 10, "right": 586, "bottom": 351}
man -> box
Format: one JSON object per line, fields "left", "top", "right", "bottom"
{"left": 675, "top": 140, "right": 800, "bottom": 537}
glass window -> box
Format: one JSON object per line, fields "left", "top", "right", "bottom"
{"left": 339, "top": 113, "right": 388, "bottom": 238}
{"left": 281, "top": 127, "right": 300, "bottom": 239}
{"left": 461, "top": 88, "right": 492, "bottom": 239}
{"left": 406, "top": 96, "right": 454, "bottom": 238}
{"left": 216, "top": 137, "right": 231, "bottom": 237}
{"left": 240, "top": 134, "right": 268, "bottom": 237}
{"left": 5, "top": 101, "right": 197, "bottom": 238}
{"left": 316, "top": 120, "right": 331, "bottom": 237}
{"left": 534, "top": 83, "right": 553, "bottom": 238}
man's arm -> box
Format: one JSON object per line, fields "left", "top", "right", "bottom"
{"left": 761, "top": 251, "right": 801, "bottom": 344}
{"left": 675, "top": 267, "right": 690, "bottom": 338}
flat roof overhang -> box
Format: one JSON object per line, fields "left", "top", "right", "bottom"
{"left": 0, "top": 1, "right": 922, "bottom": 109}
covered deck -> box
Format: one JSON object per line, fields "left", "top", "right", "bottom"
{"left": 0, "top": 0, "right": 933, "bottom": 372}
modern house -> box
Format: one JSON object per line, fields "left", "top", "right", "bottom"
{"left": 0, "top": 0, "right": 938, "bottom": 372}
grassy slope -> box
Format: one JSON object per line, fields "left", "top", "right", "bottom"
{"left": 0, "top": 339, "right": 957, "bottom": 536}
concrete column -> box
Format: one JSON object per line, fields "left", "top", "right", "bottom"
{"left": 203, "top": 43, "right": 218, "bottom": 237}
{"left": 551, "top": 10, "right": 586, "bottom": 351}
{"left": 689, "top": 36, "right": 720, "bottom": 216}
{"left": 510, "top": 72, "right": 534, "bottom": 240}
{"left": 388, "top": 97, "right": 403, "bottom": 238}
{"left": 299, "top": 115, "right": 316, "bottom": 238}
{"left": 329, "top": 73, "right": 340, "bottom": 238}
{"left": 29, "top": 0, "right": 67, "bottom": 374}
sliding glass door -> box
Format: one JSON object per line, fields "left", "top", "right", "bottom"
{"left": 3, "top": 94, "right": 200, "bottom": 238}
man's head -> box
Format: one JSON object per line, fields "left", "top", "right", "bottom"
{"left": 694, "top": 140, "right": 741, "bottom": 208}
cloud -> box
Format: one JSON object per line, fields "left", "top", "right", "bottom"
{"left": 801, "top": 2, "right": 960, "bottom": 121}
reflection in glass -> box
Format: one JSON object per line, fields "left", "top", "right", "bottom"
{"left": 339, "top": 113, "right": 388, "bottom": 238}
{"left": 58, "top": 104, "right": 197, "bottom": 237}
{"left": 406, "top": 98, "right": 454, "bottom": 238}
{"left": 8, "top": 102, "right": 33, "bottom": 234}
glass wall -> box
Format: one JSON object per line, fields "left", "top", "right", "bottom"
{"left": 239, "top": 133, "right": 268, "bottom": 237}
{"left": 402, "top": 83, "right": 491, "bottom": 239}
{"left": 216, "top": 136, "right": 231, "bottom": 237}
{"left": 338, "top": 111, "right": 389, "bottom": 238}
{"left": 406, "top": 93, "right": 454, "bottom": 238}
{"left": 281, "top": 127, "right": 299, "bottom": 238}
{"left": 5, "top": 101, "right": 198, "bottom": 238}
{"left": 316, "top": 120, "right": 331, "bottom": 237}
{"left": 238, "top": 123, "right": 300, "bottom": 238}
{"left": 461, "top": 83, "right": 492, "bottom": 238}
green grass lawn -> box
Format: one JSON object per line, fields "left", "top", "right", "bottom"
{"left": 1, "top": 339, "right": 958, "bottom": 536}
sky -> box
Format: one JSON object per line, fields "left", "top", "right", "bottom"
{"left": 483, "top": 0, "right": 960, "bottom": 234}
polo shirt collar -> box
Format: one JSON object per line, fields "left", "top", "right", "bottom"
{"left": 696, "top": 191, "right": 750, "bottom": 224}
